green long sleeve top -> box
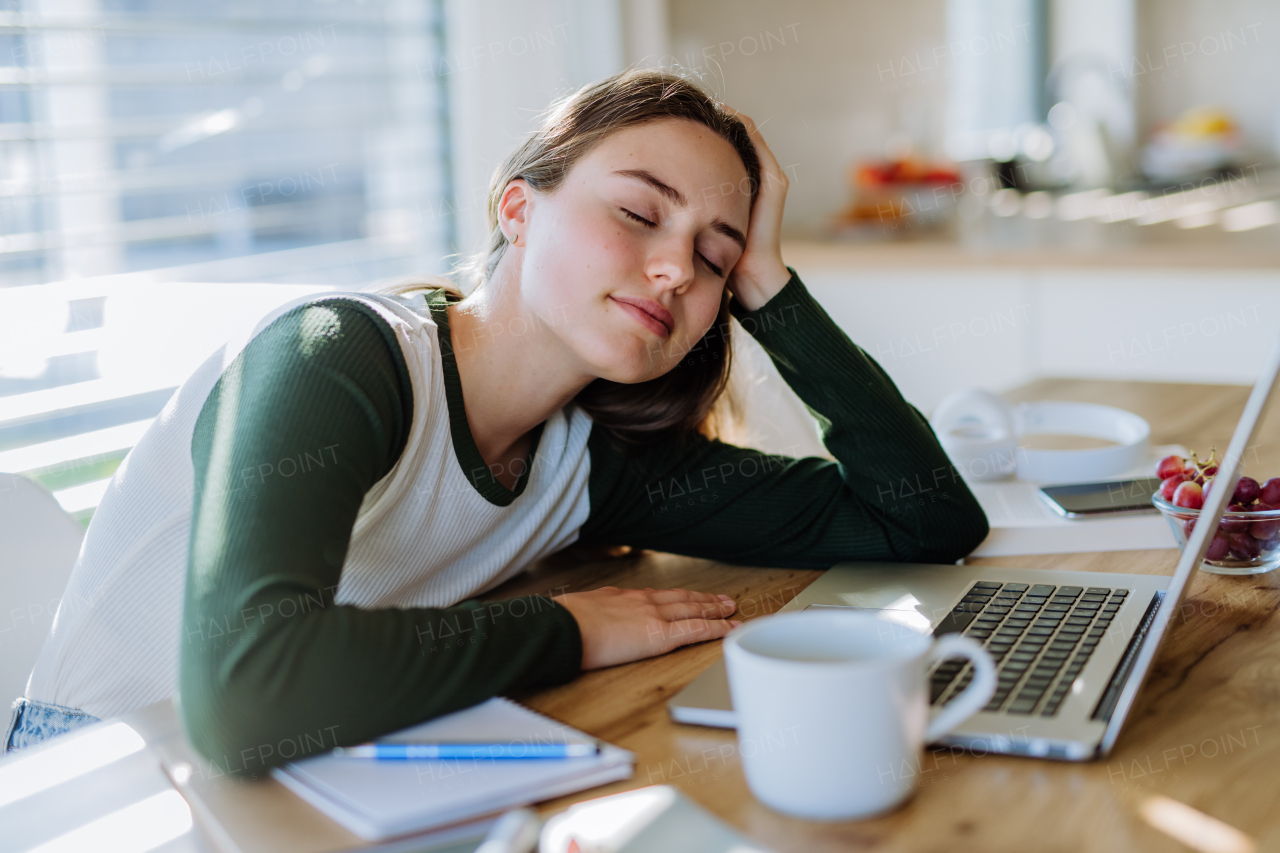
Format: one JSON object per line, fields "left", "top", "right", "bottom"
{"left": 179, "top": 267, "right": 988, "bottom": 774}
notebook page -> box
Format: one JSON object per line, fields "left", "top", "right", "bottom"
{"left": 272, "top": 698, "right": 633, "bottom": 841}
{"left": 375, "top": 696, "right": 595, "bottom": 746}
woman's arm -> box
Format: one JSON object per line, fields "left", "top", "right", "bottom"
{"left": 577, "top": 266, "right": 989, "bottom": 566}
{"left": 178, "top": 299, "right": 583, "bottom": 774}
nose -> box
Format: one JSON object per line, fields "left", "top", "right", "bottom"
{"left": 644, "top": 233, "right": 696, "bottom": 296}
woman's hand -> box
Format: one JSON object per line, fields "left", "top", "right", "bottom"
{"left": 552, "top": 586, "right": 740, "bottom": 670}
{"left": 722, "top": 109, "right": 792, "bottom": 312}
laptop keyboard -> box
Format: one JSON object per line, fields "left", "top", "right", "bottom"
{"left": 929, "top": 582, "right": 1130, "bottom": 717}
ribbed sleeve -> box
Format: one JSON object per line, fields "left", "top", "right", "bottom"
{"left": 578, "top": 266, "right": 989, "bottom": 566}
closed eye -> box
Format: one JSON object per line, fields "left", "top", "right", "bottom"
{"left": 622, "top": 208, "right": 657, "bottom": 229}
{"left": 621, "top": 209, "right": 725, "bottom": 278}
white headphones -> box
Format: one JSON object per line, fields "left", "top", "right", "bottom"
{"left": 930, "top": 388, "right": 1151, "bottom": 483}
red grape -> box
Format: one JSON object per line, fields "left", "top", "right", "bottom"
{"left": 1251, "top": 521, "right": 1279, "bottom": 541}
{"left": 1160, "top": 474, "right": 1189, "bottom": 501}
{"left": 1261, "top": 478, "right": 1280, "bottom": 505}
{"left": 1173, "top": 481, "right": 1204, "bottom": 510}
{"left": 1229, "top": 531, "right": 1261, "bottom": 560}
{"left": 1233, "top": 476, "right": 1260, "bottom": 504}
{"left": 1203, "top": 465, "right": 1219, "bottom": 478}
{"left": 1249, "top": 503, "right": 1278, "bottom": 540}
{"left": 1156, "top": 455, "right": 1187, "bottom": 479}
{"left": 1205, "top": 532, "right": 1230, "bottom": 560}
{"left": 1221, "top": 505, "right": 1251, "bottom": 534}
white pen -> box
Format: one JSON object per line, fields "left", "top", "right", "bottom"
{"left": 475, "top": 807, "right": 542, "bottom": 853}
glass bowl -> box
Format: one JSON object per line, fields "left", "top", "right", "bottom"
{"left": 1151, "top": 492, "right": 1280, "bottom": 575}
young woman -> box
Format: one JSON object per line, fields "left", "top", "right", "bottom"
{"left": 9, "top": 69, "right": 988, "bottom": 764}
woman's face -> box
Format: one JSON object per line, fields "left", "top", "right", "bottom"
{"left": 499, "top": 118, "right": 752, "bottom": 385}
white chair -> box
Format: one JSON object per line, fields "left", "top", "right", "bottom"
{"left": 0, "top": 473, "right": 84, "bottom": 706}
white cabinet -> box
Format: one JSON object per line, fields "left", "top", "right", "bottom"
{"left": 801, "top": 269, "right": 1036, "bottom": 413}
{"left": 1031, "top": 269, "right": 1280, "bottom": 385}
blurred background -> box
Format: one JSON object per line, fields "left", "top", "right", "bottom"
{"left": 2, "top": 0, "right": 1279, "bottom": 526}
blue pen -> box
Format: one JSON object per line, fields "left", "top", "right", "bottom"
{"left": 332, "top": 741, "right": 600, "bottom": 760}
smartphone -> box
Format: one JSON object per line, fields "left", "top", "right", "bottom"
{"left": 1037, "top": 477, "right": 1165, "bottom": 518}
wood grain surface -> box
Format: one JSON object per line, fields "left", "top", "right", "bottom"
{"left": 486, "top": 379, "right": 1280, "bottom": 853}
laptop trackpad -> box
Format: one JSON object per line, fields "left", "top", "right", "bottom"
{"left": 804, "top": 603, "right": 934, "bottom": 634}
{"left": 670, "top": 604, "right": 932, "bottom": 728}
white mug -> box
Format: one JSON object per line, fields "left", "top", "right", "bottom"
{"left": 723, "top": 609, "right": 996, "bottom": 821}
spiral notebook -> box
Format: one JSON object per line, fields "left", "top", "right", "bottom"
{"left": 270, "top": 697, "right": 635, "bottom": 842}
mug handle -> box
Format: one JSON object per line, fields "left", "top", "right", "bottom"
{"left": 923, "top": 634, "right": 997, "bottom": 743}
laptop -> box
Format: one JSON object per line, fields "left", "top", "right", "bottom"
{"left": 669, "top": 336, "right": 1280, "bottom": 761}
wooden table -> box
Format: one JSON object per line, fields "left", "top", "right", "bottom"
{"left": 487, "top": 378, "right": 1280, "bottom": 852}
{"left": 6, "top": 379, "right": 1278, "bottom": 853}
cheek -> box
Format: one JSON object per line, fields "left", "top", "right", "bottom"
{"left": 561, "top": 207, "right": 636, "bottom": 266}
{"left": 665, "top": 292, "right": 723, "bottom": 365}
{"left": 689, "top": 291, "right": 725, "bottom": 340}
{"left": 523, "top": 233, "right": 594, "bottom": 312}
{"left": 528, "top": 213, "right": 636, "bottom": 301}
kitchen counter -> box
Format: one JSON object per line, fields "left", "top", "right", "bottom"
{"left": 770, "top": 210, "right": 1280, "bottom": 414}
{"left": 780, "top": 232, "right": 1280, "bottom": 270}
{"left": 782, "top": 170, "right": 1280, "bottom": 270}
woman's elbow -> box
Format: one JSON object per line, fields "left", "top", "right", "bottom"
{"left": 178, "top": 646, "right": 307, "bottom": 776}
{"left": 945, "top": 505, "right": 991, "bottom": 561}
{"left": 179, "top": 672, "right": 263, "bottom": 776}
{"left": 901, "top": 499, "right": 990, "bottom": 564}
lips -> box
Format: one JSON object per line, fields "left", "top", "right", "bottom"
{"left": 611, "top": 295, "right": 674, "bottom": 338}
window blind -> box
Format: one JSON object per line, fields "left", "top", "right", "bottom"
{"left": 0, "top": 0, "right": 454, "bottom": 288}
{"left": 0, "top": 0, "right": 456, "bottom": 523}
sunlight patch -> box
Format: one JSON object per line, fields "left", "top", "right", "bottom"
{"left": 299, "top": 306, "right": 342, "bottom": 357}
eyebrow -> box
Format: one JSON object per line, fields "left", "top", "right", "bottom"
{"left": 612, "top": 168, "right": 748, "bottom": 251}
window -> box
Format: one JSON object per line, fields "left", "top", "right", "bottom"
{"left": 0, "top": 0, "right": 455, "bottom": 523}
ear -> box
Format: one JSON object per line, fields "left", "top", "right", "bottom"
{"left": 497, "top": 178, "right": 532, "bottom": 242}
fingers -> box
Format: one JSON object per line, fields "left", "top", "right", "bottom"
{"left": 564, "top": 584, "right": 746, "bottom": 670}
{"left": 583, "top": 585, "right": 735, "bottom": 609}
{"left": 727, "top": 109, "right": 773, "bottom": 154}
{"left": 755, "top": 142, "right": 786, "bottom": 187}
{"left": 723, "top": 107, "right": 779, "bottom": 164}
{"left": 652, "top": 616, "right": 742, "bottom": 653}
{"left": 724, "top": 105, "right": 755, "bottom": 130}
{"left": 646, "top": 587, "right": 729, "bottom": 606}
{"left": 656, "top": 599, "right": 736, "bottom": 622}
{"left": 733, "top": 123, "right": 787, "bottom": 201}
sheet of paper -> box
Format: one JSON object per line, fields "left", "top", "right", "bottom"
{"left": 972, "top": 443, "right": 1186, "bottom": 526}
{"left": 966, "top": 445, "right": 1186, "bottom": 556}
{"left": 969, "top": 480, "right": 1070, "bottom": 528}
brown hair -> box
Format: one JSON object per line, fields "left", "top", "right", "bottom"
{"left": 373, "top": 68, "right": 760, "bottom": 445}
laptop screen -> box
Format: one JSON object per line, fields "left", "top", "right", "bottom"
{"left": 1100, "top": 333, "right": 1280, "bottom": 752}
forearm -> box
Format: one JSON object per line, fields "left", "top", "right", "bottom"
{"left": 730, "top": 267, "right": 987, "bottom": 558}
{"left": 179, "top": 584, "right": 580, "bottom": 774}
